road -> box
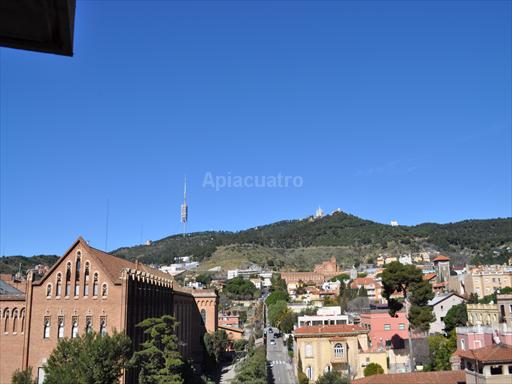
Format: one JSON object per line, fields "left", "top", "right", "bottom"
{"left": 266, "top": 328, "right": 296, "bottom": 384}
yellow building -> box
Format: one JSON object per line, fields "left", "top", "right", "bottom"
{"left": 465, "top": 266, "right": 512, "bottom": 298}
{"left": 294, "top": 324, "right": 387, "bottom": 382}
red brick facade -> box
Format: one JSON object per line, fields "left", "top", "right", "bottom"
{"left": 0, "top": 237, "right": 218, "bottom": 384}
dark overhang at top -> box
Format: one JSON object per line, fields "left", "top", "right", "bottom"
{"left": 0, "top": 0, "right": 76, "bottom": 56}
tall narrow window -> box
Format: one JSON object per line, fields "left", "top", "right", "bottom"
{"left": 65, "top": 263, "right": 71, "bottom": 296}
{"left": 93, "top": 273, "right": 99, "bottom": 296}
{"left": 200, "top": 309, "right": 207, "bottom": 324}
{"left": 12, "top": 309, "right": 18, "bottom": 333}
{"left": 58, "top": 317, "right": 64, "bottom": 339}
{"left": 20, "top": 309, "right": 25, "bottom": 333}
{"left": 100, "top": 317, "right": 107, "bottom": 336}
{"left": 3, "top": 309, "right": 10, "bottom": 333}
{"left": 85, "top": 316, "right": 93, "bottom": 334}
{"left": 101, "top": 283, "right": 108, "bottom": 297}
{"left": 56, "top": 273, "right": 62, "bottom": 296}
{"left": 71, "top": 317, "right": 78, "bottom": 338}
{"left": 46, "top": 284, "right": 52, "bottom": 298}
{"left": 43, "top": 317, "right": 51, "bottom": 338}
{"left": 74, "top": 253, "right": 81, "bottom": 296}
{"left": 84, "top": 263, "right": 90, "bottom": 296}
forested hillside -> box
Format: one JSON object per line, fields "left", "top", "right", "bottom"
{"left": 2, "top": 212, "right": 510, "bottom": 274}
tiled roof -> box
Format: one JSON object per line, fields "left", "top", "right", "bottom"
{"left": 352, "top": 370, "right": 465, "bottom": 384}
{"left": 294, "top": 324, "right": 367, "bottom": 336}
{"left": 423, "top": 273, "right": 437, "bottom": 281}
{"left": 455, "top": 343, "right": 512, "bottom": 363}
{"left": 432, "top": 255, "right": 450, "bottom": 262}
{"left": 350, "top": 277, "right": 377, "bottom": 288}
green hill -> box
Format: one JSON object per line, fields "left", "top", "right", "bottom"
{"left": 113, "top": 212, "right": 512, "bottom": 270}
{"left": 2, "top": 212, "right": 510, "bottom": 274}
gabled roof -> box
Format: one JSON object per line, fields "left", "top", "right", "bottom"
{"left": 352, "top": 370, "right": 465, "bottom": 384}
{"left": 35, "top": 237, "right": 173, "bottom": 285}
{"left": 432, "top": 255, "right": 450, "bottom": 262}
{"left": 455, "top": 343, "right": 512, "bottom": 364}
{"left": 423, "top": 273, "right": 437, "bottom": 281}
{"left": 428, "top": 292, "right": 465, "bottom": 307}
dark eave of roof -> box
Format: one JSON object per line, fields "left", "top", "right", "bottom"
{"left": 0, "top": 0, "right": 76, "bottom": 56}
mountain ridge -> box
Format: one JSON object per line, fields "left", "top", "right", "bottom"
{"left": 1, "top": 212, "right": 511, "bottom": 274}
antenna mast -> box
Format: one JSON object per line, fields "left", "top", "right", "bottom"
{"left": 180, "top": 176, "right": 188, "bottom": 236}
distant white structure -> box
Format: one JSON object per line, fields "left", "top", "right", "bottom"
{"left": 208, "top": 266, "right": 222, "bottom": 272}
{"left": 390, "top": 220, "right": 399, "bottom": 227}
{"left": 350, "top": 266, "right": 358, "bottom": 280}
{"left": 227, "top": 265, "right": 262, "bottom": 280}
{"left": 160, "top": 261, "right": 198, "bottom": 274}
{"left": 297, "top": 307, "right": 354, "bottom": 327}
{"left": 315, "top": 206, "right": 324, "bottom": 218}
{"left": 399, "top": 254, "right": 413, "bottom": 265}
{"left": 145, "top": 240, "right": 152, "bottom": 246}
{"left": 322, "top": 280, "right": 341, "bottom": 291}
{"left": 188, "top": 281, "right": 204, "bottom": 290}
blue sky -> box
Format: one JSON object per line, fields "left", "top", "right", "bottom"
{"left": 1, "top": 1, "right": 510, "bottom": 256}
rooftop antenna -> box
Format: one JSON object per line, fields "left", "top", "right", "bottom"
{"left": 104, "top": 198, "right": 110, "bottom": 251}
{"left": 180, "top": 176, "right": 188, "bottom": 236}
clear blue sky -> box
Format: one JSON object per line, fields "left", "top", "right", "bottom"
{"left": 1, "top": 1, "right": 510, "bottom": 256}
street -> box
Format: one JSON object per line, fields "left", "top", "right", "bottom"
{"left": 266, "top": 328, "right": 296, "bottom": 384}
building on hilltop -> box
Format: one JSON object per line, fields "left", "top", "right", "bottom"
{"left": 0, "top": 237, "right": 218, "bottom": 384}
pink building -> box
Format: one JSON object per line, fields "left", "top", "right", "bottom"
{"left": 360, "top": 310, "right": 409, "bottom": 351}
{"left": 456, "top": 324, "right": 512, "bottom": 351}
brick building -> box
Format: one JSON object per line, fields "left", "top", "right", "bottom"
{"left": 0, "top": 237, "right": 218, "bottom": 384}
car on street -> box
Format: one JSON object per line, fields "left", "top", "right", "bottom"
{"left": 270, "top": 339, "right": 276, "bottom": 345}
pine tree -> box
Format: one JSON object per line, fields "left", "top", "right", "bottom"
{"left": 129, "top": 315, "right": 184, "bottom": 384}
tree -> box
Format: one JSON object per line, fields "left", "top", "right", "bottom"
{"left": 315, "top": 370, "right": 349, "bottom": 384}
{"left": 203, "top": 330, "right": 229, "bottom": 363}
{"left": 224, "top": 277, "right": 257, "bottom": 299}
{"left": 44, "top": 331, "right": 131, "bottom": 384}
{"left": 232, "top": 346, "right": 267, "bottom": 384}
{"left": 270, "top": 274, "right": 287, "bottom": 292}
{"left": 266, "top": 290, "right": 289, "bottom": 306}
{"left": 279, "top": 311, "right": 296, "bottom": 334}
{"left": 467, "top": 293, "right": 479, "bottom": 304}
{"left": 129, "top": 315, "right": 184, "bottom": 384}
{"left": 444, "top": 303, "right": 467, "bottom": 333}
{"left": 195, "top": 273, "right": 212, "bottom": 286}
{"left": 425, "top": 331, "right": 457, "bottom": 371}
{"left": 11, "top": 367, "right": 36, "bottom": 384}
{"left": 382, "top": 261, "right": 434, "bottom": 332}
{"left": 364, "top": 363, "right": 384, "bottom": 376}
{"left": 329, "top": 273, "right": 350, "bottom": 282}
{"left": 297, "top": 351, "right": 309, "bottom": 384}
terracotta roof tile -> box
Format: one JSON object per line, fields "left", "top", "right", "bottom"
{"left": 352, "top": 370, "right": 465, "bottom": 384}
{"left": 423, "top": 273, "right": 437, "bottom": 281}
{"left": 294, "top": 324, "right": 367, "bottom": 336}
{"left": 454, "top": 343, "right": 512, "bottom": 363}
{"left": 432, "top": 255, "right": 450, "bottom": 262}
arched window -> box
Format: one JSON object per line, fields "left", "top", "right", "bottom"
{"left": 3, "top": 309, "right": 10, "bottom": 333}
{"left": 84, "top": 263, "right": 90, "bottom": 296}
{"left": 93, "top": 273, "right": 99, "bottom": 296}
{"left": 75, "top": 252, "right": 81, "bottom": 279}
{"left": 200, "top": 309, "right": 207, "bottom": 324}
{"left": 71, "top": 318, "right": 78, "bottom": 338}
{"left": 101, "top": 283, "right": 108, "bottom": 297}
{"left": 65, "top": 263, "right": 71, "bottom": 296}
{"left": 20, "top": 309, "right": 25, "bottom": 333}
{"left": 334, "top": 343, "right": 344, "bottom": 357}
{"left": 99, "top": 317, "right": 107, "bottom": 336}
{"left": 85, "top": 316, "right": 92, "bottom": 334}
{"left": 56, "top": 273, "right": 62, "bottom": 296}
{"left": 324, "top": 365, "right": 331, "bottom": 373}
{"left": 12, "top": 309, "right": 18, "bottom": 333}
{"left": 44, "top": 317, "right": 51, "bottom": 338}
{"left": 58, "top": 317, "right": 64, "bottom": 339}
{"left": 306, "top": 366, "right": 313, "bottom": 380}
{"left": 461, "top": 339, "right": 465, "bottom": 351}
{"left": 46, "top": 284, "right": 52, "bottom": 298}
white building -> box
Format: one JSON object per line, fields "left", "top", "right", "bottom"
{"left": 428, "top": 292, "right": 466, "bottom": 334}
{"left": 399, "top": 254, "right": 412, "bottom": 265}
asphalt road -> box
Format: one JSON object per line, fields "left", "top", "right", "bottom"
{"left": 266, "top": 328, "right": 296, "bottom": 384}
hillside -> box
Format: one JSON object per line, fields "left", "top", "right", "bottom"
{"left": 2, "top": 212, "right": 510, "bottom": 274}
{"left": 113, "top": 212, "right": 512, "bottom": 270}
